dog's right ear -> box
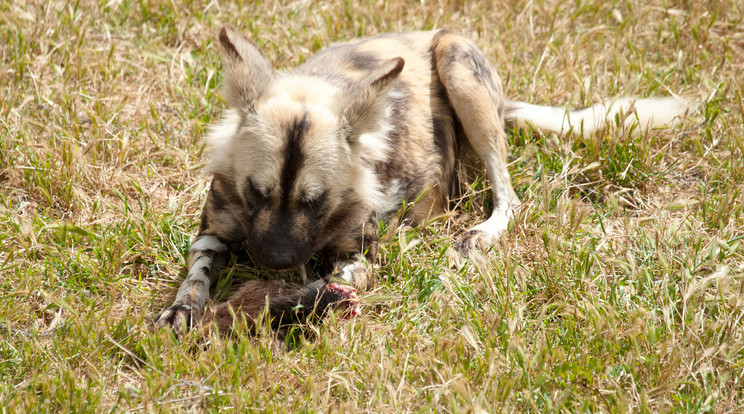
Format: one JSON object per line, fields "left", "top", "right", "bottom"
{"left": 340, "top": 57, "right": 405, "bottom": 144}
{"left": 218, "top": 27, "right": 272, "bottom": 110}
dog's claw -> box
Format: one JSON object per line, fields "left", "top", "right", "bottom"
{"left": 154, "top": 304, "right": 196, "bottom": 334}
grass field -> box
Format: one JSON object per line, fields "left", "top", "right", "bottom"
{"left": 2, "top": 0, "right": 743, "bottom": 411}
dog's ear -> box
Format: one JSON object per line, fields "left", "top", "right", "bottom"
{"left": 218, "top": 26, "right": 273, "bottom": 110}
{"left": 341, "top": 57, "right": 405, "bottom": 143}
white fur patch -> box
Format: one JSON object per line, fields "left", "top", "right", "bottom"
{"left": 204, "top": 109, "right": 241, "bottom": 176}
{"left": 190, "top": 235, "right": 228, "bottom": 253}
{"left": 471, "top": 212, "right": 510, "bottom": 238}
{"left": 334, "top": 260, "right": 368, "bottom": 287}
{"left": 378, "top": 179, "right": 405, "bottom": 218}
{"left": 349, "top": 97, "right": 399, "bottom": 213}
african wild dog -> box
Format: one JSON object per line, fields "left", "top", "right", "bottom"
{"left": 154, "top": 27, "right": 689, "bottom": 334}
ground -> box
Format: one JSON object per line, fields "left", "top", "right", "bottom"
{"left": 1, "top": 0, "right": 743, "bottom": 412}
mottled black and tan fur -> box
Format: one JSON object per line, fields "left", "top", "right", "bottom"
{"left": 154, "top": 28, "right": 689, "bottom": 334}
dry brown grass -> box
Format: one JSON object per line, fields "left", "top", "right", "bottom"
{"left": 1, "top": 0, "right": 743, "bottom": 411}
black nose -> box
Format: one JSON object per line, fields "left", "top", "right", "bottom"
{"left": 262, "top": 249, "right": 298, "bottom": 270}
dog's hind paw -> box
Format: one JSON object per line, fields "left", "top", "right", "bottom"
{"left": 454, "top": 229, "right": 497, "bottom": 256}
{"left": 455, "top": 212, "right": 510, "bottom": 256}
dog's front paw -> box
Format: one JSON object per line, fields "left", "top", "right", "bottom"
{"left": 454, "top": 229, "right": 497, "bottom": 256}
{"left": 324, "top": 282, "right": 361, "bottom": 319}
{"left": 154, "top": 304, "right": 198, "bottom": 334}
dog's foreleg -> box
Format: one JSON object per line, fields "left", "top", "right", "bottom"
{"left": 432, "top": 32, "right": 519, "bottom": 254}
{"left": 154, "top": 234, "right": 229, "bottom": 334}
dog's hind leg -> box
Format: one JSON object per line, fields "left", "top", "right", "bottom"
{"left": 432, "top": 31, "right": 519, "bottom": 254}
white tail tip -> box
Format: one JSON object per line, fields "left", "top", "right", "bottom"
{"left": 505, "top": 96, "right": 692, "bottom": 137}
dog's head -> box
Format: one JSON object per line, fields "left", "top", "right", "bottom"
{"left": 205, "top": 27, "right": 404, "bottom": 270}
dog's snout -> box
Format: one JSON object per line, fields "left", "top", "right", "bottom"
{"left": 263, "top": 249, "right": 298, "bottom": 270}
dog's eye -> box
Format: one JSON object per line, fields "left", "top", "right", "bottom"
{"left": 244, "top": 178, "right": 269, "bottom": 203}
{"left": 303, "top": 190, "right": 328, "bottom": 213}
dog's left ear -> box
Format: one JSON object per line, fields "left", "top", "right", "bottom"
{"left": 218, "top": 26, "right": 273, "bottom": 111}
{"left": 341, "top": 57, "right": 405, "bottom": 143}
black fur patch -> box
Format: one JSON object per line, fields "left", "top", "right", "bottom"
{"left": 280, "top": 114, "right": 310, "bottom": 208}
{"left": 209, "top": 176, "right": 242, "bottom": 211}
{"left": 431, "top": 108, "right": 456, "bottom": 170}
{"left": 316, "top": 192, "right": 364, "bottom": 249}
{"left": 218, "top": 27, "right": 241, "bottom": 60}
{"left": 465, "top": 46, "right": 502, "bottom": 109}
{"left": 243, "top": 178, "right": 269, "bottom": 211}
{"left": 345, "top": 50, "right": 381, "bottom": 71}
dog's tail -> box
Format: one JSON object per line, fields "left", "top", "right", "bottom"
{"left": 504, "top": 96, "right": 691, "bottom": 137}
